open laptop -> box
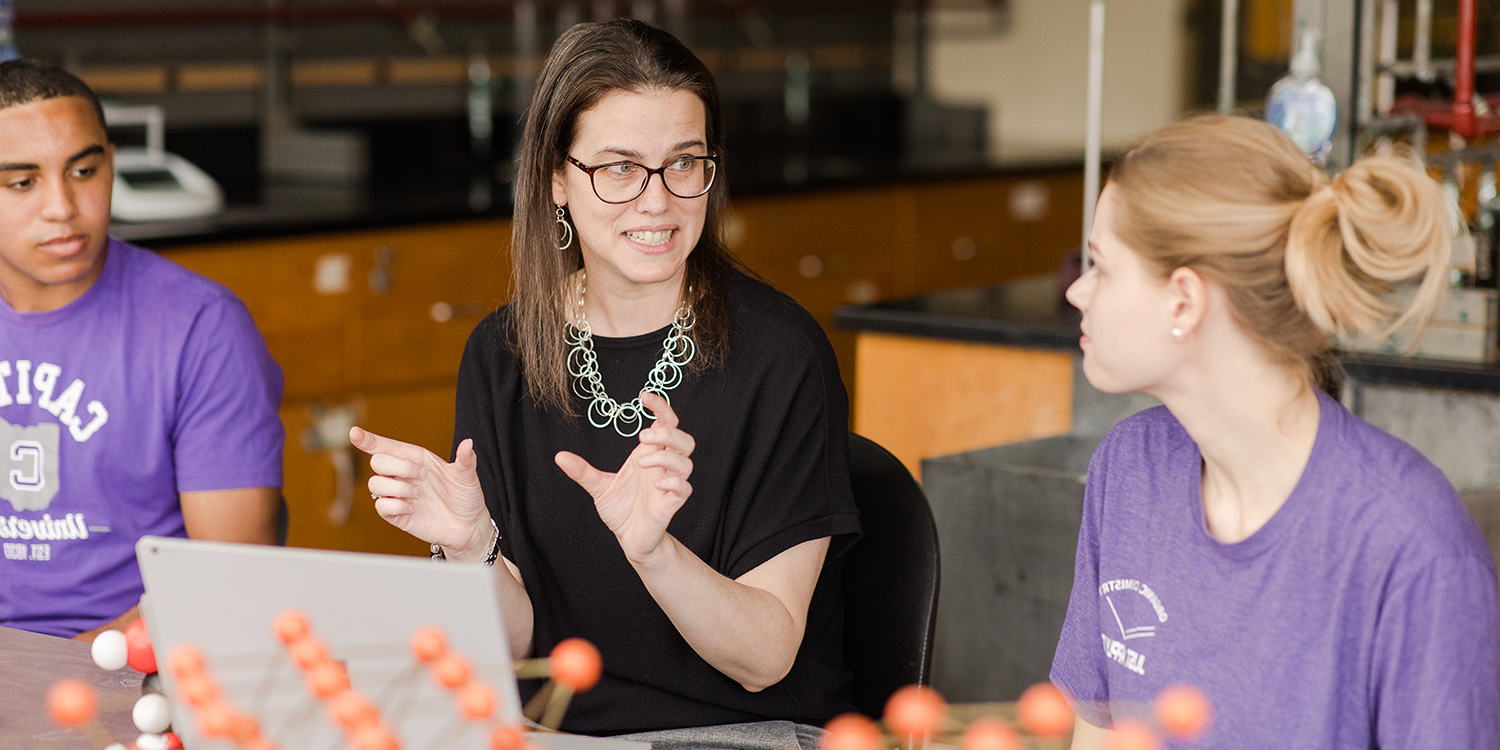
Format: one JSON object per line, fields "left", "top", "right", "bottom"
{"left": 136, "top": 536, "right": 648, "bottom": 750}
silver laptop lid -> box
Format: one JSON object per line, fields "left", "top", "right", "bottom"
{"left": 135, "top": 535, "right": 522, "bottom": 749}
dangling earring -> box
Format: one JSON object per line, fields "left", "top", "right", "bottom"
{"left": 555, "top": 205, "right": 574, "bottom": 251}
{"left": 1171, "top": 327, "right": 1184, "bottom": 341}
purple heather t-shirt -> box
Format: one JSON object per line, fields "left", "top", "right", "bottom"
{"left": 1051, "top": 389, "right": 1500, "bottom": 748}
{"left": 0, "top": 238, "right": 283, "bottom": 637}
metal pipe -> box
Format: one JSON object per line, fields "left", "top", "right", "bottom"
{"left": 1414, "top": 0, "right": 1433, "bottom": 82}
{"left": 1382, "top": 55, "right": 1500, "bottom": 77}
{"left": 1376, "top": 0, "right": 1398, "bottom": 114}
{"left": 1083, "top": 0, "right": 1105, "bottom": 269}
{"left": 1217, "top": 0, "right": 1238, "bottom": 113}
{"left": 1453, "top": 0, "right": 1477, "bottom": 139}
{"left": 1357, "top": 0, "right": 1377, "bottom": 125}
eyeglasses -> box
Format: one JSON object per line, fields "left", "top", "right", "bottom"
{"left": 566, "top": 154, "right": 719, "bottom": 204}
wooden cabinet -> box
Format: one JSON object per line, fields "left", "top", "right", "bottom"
{"left": 160, "top": 168, "right": 1083, "bottom": 552}
{"left": 167, "top": 218, "right": 510, "bottom": 555}
{"left": 730, "top": 168, "right": 1084, "bottom": 398}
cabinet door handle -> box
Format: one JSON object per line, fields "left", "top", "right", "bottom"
{"left": 430, "top": 300, "right": 493, "bottom": 322}
{"left": 368, "top": 245, "right": 396, "bottom": 294}
{"left": 799, "top": 255, "right": 824, "bottom": 278}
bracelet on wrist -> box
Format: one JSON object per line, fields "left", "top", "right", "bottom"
{"left": 431, "top": 517, "right": 500, "bottom": 567}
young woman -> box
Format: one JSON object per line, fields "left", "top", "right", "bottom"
{"left": 1051, "top": 114, "right": 1499, "bottom": 748}
{"left": 349, "top": 19, "right": 859, "bottom": 748}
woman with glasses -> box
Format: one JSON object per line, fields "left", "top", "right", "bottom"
{"left": 350, "top": 18, "right": 860, "bottom": 748}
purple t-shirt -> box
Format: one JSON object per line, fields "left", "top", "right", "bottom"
{"left": 0, "top": 238, "right": 284, "bottom": 637}
{"left": 1051, "top": 389, "right": 1500, "bottom": 748}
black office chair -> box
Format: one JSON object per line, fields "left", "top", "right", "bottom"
{"left": 842, "top": 433, "right": 941, "bottom": 719}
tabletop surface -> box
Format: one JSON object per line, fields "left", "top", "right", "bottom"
{"left": 0, "top": 626, "right": 144, "bottom": 749}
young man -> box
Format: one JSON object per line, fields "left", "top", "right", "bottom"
{"left": 0, "top": 59, "right": 285, "bottom": 640}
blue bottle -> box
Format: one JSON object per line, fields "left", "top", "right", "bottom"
{"left": 0, "top": 0, "right": 17, "bottom": 62}
{"left": 1266, "top": 29, "right": 1337, "bottom": 164}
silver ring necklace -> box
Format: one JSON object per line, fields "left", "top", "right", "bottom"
{"left": 565, "top": 271, "right": 696, "bottom": 437}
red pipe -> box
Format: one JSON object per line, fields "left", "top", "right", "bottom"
{"left": 1453, "top": 0, "right": 1477, "bottom": 139}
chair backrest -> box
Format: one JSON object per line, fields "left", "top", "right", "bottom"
{"left": 842, "top": 433, "right": 941, "bottom": 718}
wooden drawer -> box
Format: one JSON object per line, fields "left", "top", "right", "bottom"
{"left": 348, "top": 219, "right": 512, "bottom": 389}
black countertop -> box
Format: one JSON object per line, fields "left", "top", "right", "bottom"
{"left": 834, "top": 276, "right": 1500, "bottom": 394}
{"left": 113, "top": 114, "right": 1082, "bottom": 248}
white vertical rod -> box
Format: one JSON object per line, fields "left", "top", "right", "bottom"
{"left": 1357, "top": 0, "right": 1377, "bottom": 125}
{"left": 1414, "top": 0, "right": 1433, "bottom": 81}
{"left": 1217, "top": 0, "right": 1239, "bottom": 113}
{"left": 1377, "top": 0, "right": 1397, "bottom": 114}
{"left": 1083, "top": 0, "right": 1105, "bottom": 269}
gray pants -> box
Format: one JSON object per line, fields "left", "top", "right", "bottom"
{"left": 614, "top": 720, "right": 825, "bottom": 750}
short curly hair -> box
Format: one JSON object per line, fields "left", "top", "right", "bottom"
{"left": 0, "top": 58, "right": 106, "bottom": 132}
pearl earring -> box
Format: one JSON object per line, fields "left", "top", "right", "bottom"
{"left": 1171, "top": 327, "right": 1184, "bottom": 340}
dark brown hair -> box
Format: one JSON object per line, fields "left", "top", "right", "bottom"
{"left": 510, "top": 19, "right": 734, "bottom": 415}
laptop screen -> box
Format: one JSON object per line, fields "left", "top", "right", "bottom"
{"left": 136, "top": 536, "right": 522, "bottom": 749}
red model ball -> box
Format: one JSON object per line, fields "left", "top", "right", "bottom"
{"left": 125, "top": 618, "right": 157, "bottom": 674}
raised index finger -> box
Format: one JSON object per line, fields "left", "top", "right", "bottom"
{"left": 349, "top": 426, "right": 433, "bottom": 464}
{"left": 640, "top": 390, "right": 678, "bottom": 431}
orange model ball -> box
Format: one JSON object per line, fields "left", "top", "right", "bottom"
{"left": 458, "top": 682, "right": 497, "bottom": 721}
{"left": 959, "top": 716, "right": 1021, "bottom": 750}
{"left": 410, "top": 626, "right": 448, "bottom": 664}
{"left": 196, "top": 700, "right": 238, "bottom": 739}
{"left": 289, "top": 638, "right": 330, "bottom": 671}
{"left": 306, "top": 662, "right": 351, "bottom": 699}
{"left": 1105, "top": 719, "right": 1160, "bottom": 750}
{"left": 46, "top": 678, "right": 97, "bottom": 728}
{"left": 883, "top": 684, "right": 948, "bottom": 737}
{"left": 819, "top": 713, "right": 883, "bottom": 750}
{"left": 329, "top": 692, "right": 379, "bottom": 730}
{"left": 432, "top": 653, "right": 473, "bottom": 689}
{"left": 350, "top": 724, "right": 400, "bottom": 750}
{"left": 1154, "top": 684, "right": 1212, "bottom": 740}
{"left": 167, "top": 644, "right": 206, "bottom": 680}
{"left": 549, "top": 638, "right": 603, "bottom": 692}
{"left": 178, "top": 674, "right": 220, "bottom": 708}
{"left": 1016, "top": 682, "right": 1074, "bottom": 738}
{"left": 490, "top": 724, "right": 525, "bottom": 750}
{"left": 272, "top": 610, "right": 311, "bottom": 644}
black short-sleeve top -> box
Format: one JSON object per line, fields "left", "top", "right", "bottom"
{"left": 453, "top": 268, "right": 862, "bottom": 735}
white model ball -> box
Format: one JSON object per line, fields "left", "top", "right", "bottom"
{"left": 91, "top": 629, "right": 129, "bottom": 671}
{"left": 133, "top": 693, "right": 172, "bottom": 734}
{"left": 133, "top": 732, "right": 168, "bottom": 750}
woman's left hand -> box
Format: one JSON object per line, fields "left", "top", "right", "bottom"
{"left": 555, "top": 390, "right": 697, "bottom": 564}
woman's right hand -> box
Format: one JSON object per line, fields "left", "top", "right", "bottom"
{"left": 349, "top": 427, "right": 491, "bottom": 556}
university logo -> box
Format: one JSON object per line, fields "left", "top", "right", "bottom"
{"left": 1, "top": 417, "right": 60, "bottom": 512}
{"left": 1098, "top": 578, "right": 1170, "bottom": 677}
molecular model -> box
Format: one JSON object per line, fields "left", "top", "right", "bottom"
{"left": 51, "top": 614, "right": 1210, "bottom": 750}
{"left": 48, "top": 611, "right": 604, "bottom": 750}
{"left": 820, "top": 681, "right": 1213, "bottom": 750}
